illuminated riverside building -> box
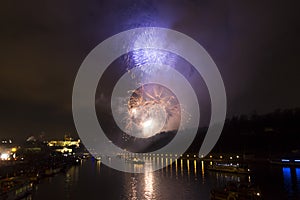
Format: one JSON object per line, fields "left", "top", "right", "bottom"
{"left": 47, "top": 136, "right": 81, "bottom": 153}
{"left": 47, "top": 140, "right": 80, "bottom": 148}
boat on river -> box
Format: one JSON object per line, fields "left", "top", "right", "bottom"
{"left": 210, "top": 182, "right": 261, "bottom": 200}
{"left": 0, "top": 177, "right": 33, "bottom": 200}
{"left": 207, "top": 163, "right": 250, "bottom": 174}
{"left": 44, "top": 167, "right": 62, "bottom": 176}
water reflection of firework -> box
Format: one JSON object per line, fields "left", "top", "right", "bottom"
{"left": 125, "top": 84, "right": 181, "bottom": 138}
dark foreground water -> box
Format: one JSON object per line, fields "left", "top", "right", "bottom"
{"left": 25, "top": 158, "right": 300, "bottom": 200}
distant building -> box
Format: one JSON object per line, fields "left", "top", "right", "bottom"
{"left": 47, "top": 139, "right": 80, "bottom": 148}
{"left": 47, "top": 137, "right": 81, "bottom": 153}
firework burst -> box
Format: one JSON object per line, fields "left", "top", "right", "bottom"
{"left": 124, "top": 83, "right": 180, "bottom": 138}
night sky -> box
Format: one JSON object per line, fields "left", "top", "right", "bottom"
{"left": 0, "top": 0, "right": 299, "bottom": 141}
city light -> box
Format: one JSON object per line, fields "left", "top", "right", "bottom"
{"left": 1, "top": 153, "right": 10, "bottom": 160}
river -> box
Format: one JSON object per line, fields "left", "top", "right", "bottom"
{"left": 23, "top": 158, "right": 300, "bottom": 200}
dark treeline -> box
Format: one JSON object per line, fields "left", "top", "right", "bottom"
{"left": 188, "top": 108, "right": 300, "bottom": 157}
